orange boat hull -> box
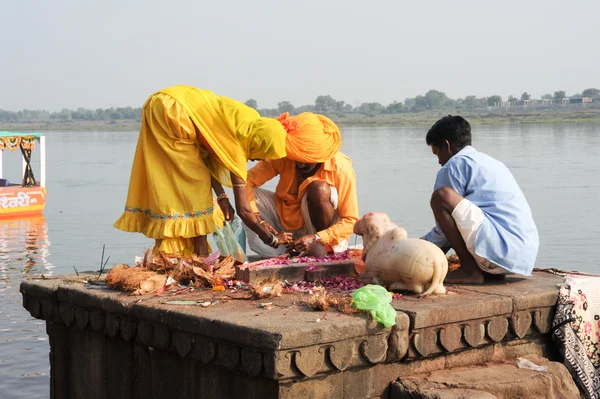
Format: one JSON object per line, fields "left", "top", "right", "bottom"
{"left": 0, "top": 186, "right": 46, "bottom": 219}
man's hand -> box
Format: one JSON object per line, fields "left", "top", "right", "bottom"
{"left": 217, "top": 198, "right": 235, "bottom": 223}
{"left": 272, "top": 232, "right": 293, "bottom": 247}
{"left": 292, "top": 235, "right": 317, "bottom": 252}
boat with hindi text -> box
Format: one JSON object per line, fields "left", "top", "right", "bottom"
{"left": 0, "top": 132, "right": 47, "bottom": 219}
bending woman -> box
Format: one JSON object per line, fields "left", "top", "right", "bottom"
{"left": 114, "top": 85, "right": 293, "bottom": 256}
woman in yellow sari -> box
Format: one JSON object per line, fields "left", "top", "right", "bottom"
{"left": 114, "top": 85, "right": 292, "bottom": 256}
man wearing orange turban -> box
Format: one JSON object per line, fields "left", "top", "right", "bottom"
{"left": 241, "top": 112, "right": 359, "bottom": 257}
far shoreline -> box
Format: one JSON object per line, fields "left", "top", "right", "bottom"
{"left": 3, "top": 107, "right": 600, "bottom": 132}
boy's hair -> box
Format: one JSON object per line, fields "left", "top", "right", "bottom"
{"left": 425, "top": 115, "right": 472, "bottom": 149}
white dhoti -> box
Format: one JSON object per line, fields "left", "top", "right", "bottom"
{"left": 246, "top": 187, "right": 348, "bottom": 258}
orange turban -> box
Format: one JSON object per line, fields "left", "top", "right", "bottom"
{"left": 276, "top": 112, "right": 342, "bottom": 163}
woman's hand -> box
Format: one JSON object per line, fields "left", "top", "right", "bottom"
{"left": 211, "top": 176, "right": 235, "bottom": 223}
{"left": 258, "top": 219, "right": 278, "bottom": 235}
{"left": 218, "top": 197, "right": 235, "bottom": 223}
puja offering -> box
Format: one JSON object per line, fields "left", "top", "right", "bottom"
{"left": 235, "top": 250, "right": 359, "bottom": 284}
{"left": 105, "top": 249, "right": 239, "bottom": 295}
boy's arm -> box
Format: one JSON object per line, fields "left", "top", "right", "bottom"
{"left": 422, "top": 166, "right": 466, "bottom": 247}
{"left": 315, "top": 165, "right": 359, "bottom": 246}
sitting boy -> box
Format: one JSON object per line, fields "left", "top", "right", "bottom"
{"left": 422, "top": 115, "right": 539, "bottom": 284}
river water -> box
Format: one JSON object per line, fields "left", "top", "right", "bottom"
{"left": 0, "top": 124, "right": 598, "bottom": 397}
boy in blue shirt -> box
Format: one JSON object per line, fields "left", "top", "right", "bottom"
{"left": 422, "top": 115, "right": 539, "bottom": 284}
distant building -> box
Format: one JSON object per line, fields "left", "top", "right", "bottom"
{"left": 489, "top": 96, "right": 593, "bottom": 108}
{"left": 567, "top": 95, "right": 593, "bottom": 104}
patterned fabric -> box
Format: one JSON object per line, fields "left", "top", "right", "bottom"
{"left": 552, "top": 274, "right": 600, "bottom": 399}
{"left": 124, "top": 206, "right": 213, "bottom": 220}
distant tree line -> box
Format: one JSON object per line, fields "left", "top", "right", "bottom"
{"left": 248, "top": 88, "right": 600, "bottom": 117}
{"left": 0, "top": 106, "right": 142, "bottom": 123}
{"left": 1, "top": 88, "right": 598, "bottom": 123}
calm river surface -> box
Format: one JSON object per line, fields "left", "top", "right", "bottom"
{"left": 1, "top": 124, "right": 598, "bottom": 397}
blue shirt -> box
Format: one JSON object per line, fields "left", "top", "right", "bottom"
{"left": 424, "top": 146, "right": 539, "bottom": 276}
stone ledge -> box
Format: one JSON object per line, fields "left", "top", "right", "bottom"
{"left": 390, "top": 354, "right": 580, "bottom": 399}
{"left": 456, "top": 273, "right": 562, "bottom": 311}
{"left": 21, "top": 274, "right": 403, "bottom": 380}
{"left": 20, "top": 271, "right": 563, "bottom": 384}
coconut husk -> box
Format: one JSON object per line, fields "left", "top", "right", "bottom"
{"left": 306, "top": 288, "right": 358, "bottom": 314}
{"left": 214, "top": 255, "right": 236, "bottom": 279}
{"left": 105, "top": 264, "right": 158, "bottom": 292}
{"left": 133, "top": 275, "right": 168, "bottom": 296}
{"left": 333, "top": 296, "right": 357, "bottom": 314}
{"left": 253, "top": 280, "right": 283, "bottom": 299}
{"left": 349, "top": 249, "right": 365, "bottom": 274}
{"left": 193, "top": 267, "right": 220, "bottom": 287}
{"left": 447, "top": 254, "right": 461, "bottom": 272}
{"left": 142, "top": 249, "right": 151, "bottom": 268}
{"left": 307, "top": 287, "right": 329, "bottom": 311}
{"left": 170, "top": 261, "right": 196, "bottom": 285}
{"left": 192, "top": 255, "right": 236, "bottom": 287}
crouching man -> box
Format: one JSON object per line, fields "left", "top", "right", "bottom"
{"left": 422, "top": 115, "right": 539, "bottom": 284}
{"left": 244, "top": 112, "right": 359, "bottom": 257}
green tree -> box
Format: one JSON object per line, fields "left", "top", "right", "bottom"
{"left": 404, "top": 98, "right": 416, "bottom": 108}
{"left": 295, "top": 104, "right": 315, "bottom": 113}
{"left": 314, "top": 95, "right": 337, "bottom": 113}
{"left": 334, "top": 100, "right": 346, "bottom": 113}
{"left": 356, "top": 102, "right": 384, "bottom": 115}
{"left": 462, "top": 95, "right": 486, "bottom": 108}
{"left": 109, "top": 110, "right": 123, "bottom": 120}
{"left": 244, "top": 99, "right": 258, "bottom": 109}
{"left": 57, "top": 109, "right": 72, "bottom": 121}
{"left": 414, "top": 95, "right": 427, "bottom": 110}
{"left": 521, "top": 92, "right": 531, "bottom": 101}
{"left": 423, "top": 90, "right": 452, "bottom": 109}
{"left": 487, "top": 95, "right": 502, "bottom": 106}
{"left": 582, "top": 88, "right": 600, "bottom": 98}
{"left": 277, "top": 101, "right": 295, "bottom": 114}
{"left": 541, "top": 94, "right": 553, "bottom": 100}
{"left": 554, "top": 91, "right": 566, "bottom": 99}
{"left": 385, "top": 101, "right": 404, "bottom": 114}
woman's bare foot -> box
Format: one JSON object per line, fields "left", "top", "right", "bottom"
{"left": 444, "top": 260, "right": 484, "bottom": 284}
{"left": 193, "top": 236, "right": 209, "bottom": 257}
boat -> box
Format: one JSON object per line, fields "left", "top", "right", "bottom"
{"left": 0, "top": 132, "right": 46, "bottom": 219}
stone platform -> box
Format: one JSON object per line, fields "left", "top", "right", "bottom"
{"left": 235, "top": 259, "right": 356, "bottom": 283}
{"left": 20, "top": 271, "right": 577, "bottom": 398}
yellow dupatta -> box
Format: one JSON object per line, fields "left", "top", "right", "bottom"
{"left": 158, "top": 85, "right": 286, "bottom": 185}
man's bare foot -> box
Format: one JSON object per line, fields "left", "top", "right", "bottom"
{"left": 482, "top": 271, "right": 506, "bottom": 281}
{"left": 444, "top": 262, "right": 484, "bottom": 284}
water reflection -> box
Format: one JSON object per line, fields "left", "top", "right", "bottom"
{"left": 0, "top": 216, "right": 53, "bottom": 282}
{"left": 0, "top": 216, "right": 52, "bottom": 397}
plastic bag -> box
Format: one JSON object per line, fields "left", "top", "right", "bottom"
{"left": 351, "top": 285, "right": 397, "bottom": 328}
{"left": 517, "top": 357, "right": 548, "bottom": 372}
{"left": 213, "top": 216, "right": 248, "bottom": 263}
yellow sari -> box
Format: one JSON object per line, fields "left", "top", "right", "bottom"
{"left": 114, "top": 86, "right": 287, "bottom": 255}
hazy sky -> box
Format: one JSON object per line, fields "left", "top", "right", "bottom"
{"left": 1, "top": 0, "right": 598, "bottom": 111}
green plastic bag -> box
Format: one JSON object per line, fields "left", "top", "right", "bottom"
{"left": 213, "top": 218, "right": 248, "bottom": 263}
{"left": 351, "top": 285, "right": 397, "bottom": 328}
